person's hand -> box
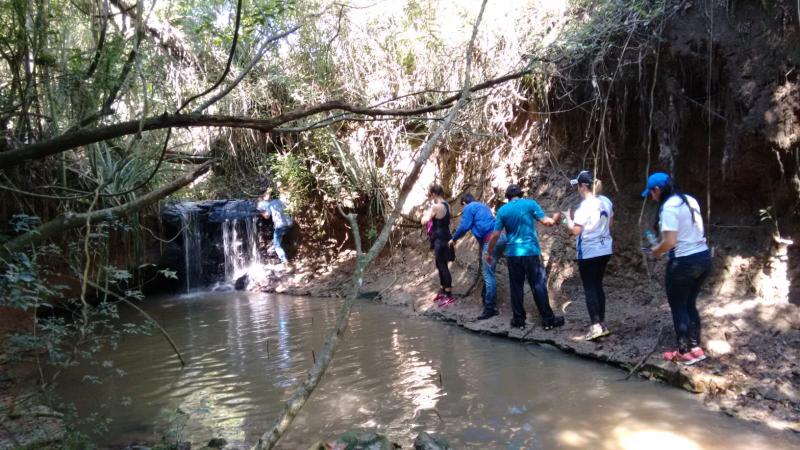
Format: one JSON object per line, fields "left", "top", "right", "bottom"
{"left": 650, "top": 245, "right": 661, "bottom": 257}
{"left": 552, "top": 212, "right": 562, "bottom": 224}
{"left": 448, "top": 240, "right": 454, "bottom": 247}
{"left": 484, "top": 253, "right": 494, "bottom": 265}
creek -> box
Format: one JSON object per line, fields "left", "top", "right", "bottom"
{"left": 57, "top": 292, "right": 797, "bottom": 449}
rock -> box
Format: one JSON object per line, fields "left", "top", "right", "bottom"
{"left": 177, "top": 441, "right": 192, "bottom": 450}
{"left": 413, "top": 431, "right": 452, "bottom": 450}
{"left": 207, "top": 438, "right": 227, "bottom": 448}
{"left": 308, "top": 429, "right": 398, "bottom": 450}
{"left": 234, "top": 274, "right": 249, "bottom": 290}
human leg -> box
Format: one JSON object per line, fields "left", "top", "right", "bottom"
{"left": 273, "top": 226, "right": 289, "bottom": 263}
{"left": 523, "top": 256, "right": 557, "bottom": 325}
{"left": 578, "top": 258, "right": 602, "bottom": 325}
{"left": 595, "top": 254, "right": 611, "bottom": 323}
{"left": 665, "top": 258, "right": 693, "bottom": 353}
{"left": 433, "top": 240, "right": 452, "bottom": 292}
{"left": 506, "top": 256, "right": 527, "bottom": 325}
{"left": 686, "top": 253, "right": 711, "bottom": 348}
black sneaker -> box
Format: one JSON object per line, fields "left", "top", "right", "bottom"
{"left": 542, "top": 316, "right": 565, "bottom": 330}
{"left": 476, "top": 309, "right": 498, "bottom": 321}
{"left": 510, "top": 318, "right": 526, "bottom": 329}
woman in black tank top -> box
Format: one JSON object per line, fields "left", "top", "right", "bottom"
{"left": 421, "top": 184, "right": 454, "bottom": 306}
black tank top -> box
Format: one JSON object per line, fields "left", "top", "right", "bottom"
{"left": 430, "top": 202, "right": 452, "bottom": 242}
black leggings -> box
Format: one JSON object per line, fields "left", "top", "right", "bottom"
{"left": 665, "top": 250, "right": 711, "bottom": 352}
{"left": 578, "top": 254, "right": 611, "bottom": 324}
{"left": 433, "top": 239, "right": 452, "bottom": 290}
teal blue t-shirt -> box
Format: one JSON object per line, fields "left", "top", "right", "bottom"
{"left": 494, "top": 198, "right": 546, "bottom": 256}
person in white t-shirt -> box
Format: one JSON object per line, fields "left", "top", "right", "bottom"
{"left": 643, "top": 172, "right": 711, "bottom": 366}
{"left": 563, "top": 171, "right": 613, "bottom": 340}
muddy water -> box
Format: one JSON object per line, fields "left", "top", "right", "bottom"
{"left": 57, "top": 292, "right": 797, "bottom": 449}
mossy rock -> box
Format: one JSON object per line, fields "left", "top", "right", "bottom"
{"left": 308, "top": 429, "right": 398, "bottom": 450}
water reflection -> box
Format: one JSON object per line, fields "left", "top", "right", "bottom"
{"left": 54, "top": 293, "right": 798, "bottom": 449}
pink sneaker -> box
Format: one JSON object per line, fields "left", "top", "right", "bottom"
{"left": 662, "top": 349, "right": 704, "bottom": 365}
{"left": 689, "top": 347, "right": 707, "bottom": 363}
{"left": 437, "top": 294, "right": 457, "bottom": 308}
{"left": 432, "top": 292, "right": 445, "bottom": 305}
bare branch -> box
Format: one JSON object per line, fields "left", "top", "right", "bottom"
{"left": 2, "top": 161, "right": 214, "bottom": 253}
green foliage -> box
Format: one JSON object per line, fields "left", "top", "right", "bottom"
{"left": 549, "top": 0, "right": 667, "bottom": 62}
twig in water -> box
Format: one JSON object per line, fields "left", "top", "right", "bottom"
{"left": 312, "top": 349, "right": 316, "bottom": 364}
{"left": 438, "top": 370, "right": 443, "bottom": 388}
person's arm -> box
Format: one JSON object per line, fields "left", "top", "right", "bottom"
{"left": 565, "top": 205, "right": 584, "bottom": 236}
{"left": 652, "top": 204, "right": 678, "bottom": 257}
{"left": 531, "top": 201, "right": 558, "bottom": 227}
{"left": 258, "top": 201, "right": 272, "bottom": 219}
{"left": 450, "top": 205, "right": 474, "bottom": 243}
{"left": 652, "top": 231, "right": 677, "bottom": 257}
{"left": 420, "top": 204, "right": 438, "bottom": 225}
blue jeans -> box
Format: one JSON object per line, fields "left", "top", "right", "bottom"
{"left": 481, "top": 234, "right": 507, "bottom": 311}
{"left": 507, "top": 255, "right": 555, "bottom": 323}
{"left": 665, "top": 250, "right": 711, "bottom": 352}
{"left": 273, "top": 226, "right": 291, "bottom": 263}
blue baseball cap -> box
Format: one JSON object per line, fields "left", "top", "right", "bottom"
{"left": 641, "top": 172, "right": 670, "bottom": 197}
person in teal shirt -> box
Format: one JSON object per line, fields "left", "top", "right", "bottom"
{"left": 485, "top": 184, "right": 565, "bottom": 330}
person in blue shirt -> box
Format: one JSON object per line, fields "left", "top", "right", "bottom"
{"left": 485, "top": 184, "right": 565, "bottom": 330}
{"left": 448, "top": 193, "right": 507, "bottom": 320}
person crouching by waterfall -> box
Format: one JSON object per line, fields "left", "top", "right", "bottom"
{"left": 562, "top": 171, "right": 613, "bottom": 341}
{"left": 643, "top": 172, "right": 711, "bottom": 366}
{"left": 421, "top": 184, "right": 455, "bottom": 307}
{"left": 257, "top": 185, "right": 294, "bottom": 267}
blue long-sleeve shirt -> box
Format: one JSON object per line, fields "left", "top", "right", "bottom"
{"left": 452, "top": 202, "right": 496, "bottom": 243}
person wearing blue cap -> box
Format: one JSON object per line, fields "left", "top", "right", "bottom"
{"left": 485, "top": 184, "right": 565, "bottom": 330}
{"left": 563, "top": 171, "right": 613, "bottom": 340}
{"left": 642, "top": 172, "right": 711, "bottom": 365}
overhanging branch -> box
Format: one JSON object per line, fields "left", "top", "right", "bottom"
{"left": 2, "top": 161, "right": 214, "bottom": 253}
{"left": 0, "top": 70, "right": 535, "bottom": 170}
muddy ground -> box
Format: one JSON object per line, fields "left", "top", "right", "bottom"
{"left": 255, "top": 232, "right": 800, "bottom": 436}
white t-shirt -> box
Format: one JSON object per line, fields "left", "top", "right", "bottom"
{"left": 659, "top": 194, "right": 708, "bottom": 257}
{"left": 573, "top": 195, "right": 613, "bottom": 259}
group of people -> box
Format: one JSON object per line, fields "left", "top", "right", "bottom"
{"left": 421, "top": 171, "right": 712, "bottom": 366}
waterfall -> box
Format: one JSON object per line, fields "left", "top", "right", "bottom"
{"left": 178, "top": 204, "right": 203, "bottom": 292}
{"left": 222, "top": 216, "right": 264, "bottom": 283}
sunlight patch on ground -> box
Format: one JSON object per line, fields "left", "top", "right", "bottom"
{"left": 614, "top": 427, "right": 701, "bottom": 450}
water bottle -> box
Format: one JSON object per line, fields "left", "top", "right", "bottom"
{"left": 644, "top": 230, "right": 658, "bottom": 246}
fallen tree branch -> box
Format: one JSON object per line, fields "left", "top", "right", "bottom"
{"left": 250, "top": 1, "right": 488, "bottom": 448}
{"left": 2, "top": 160, "right": 214, "bottom": 253}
